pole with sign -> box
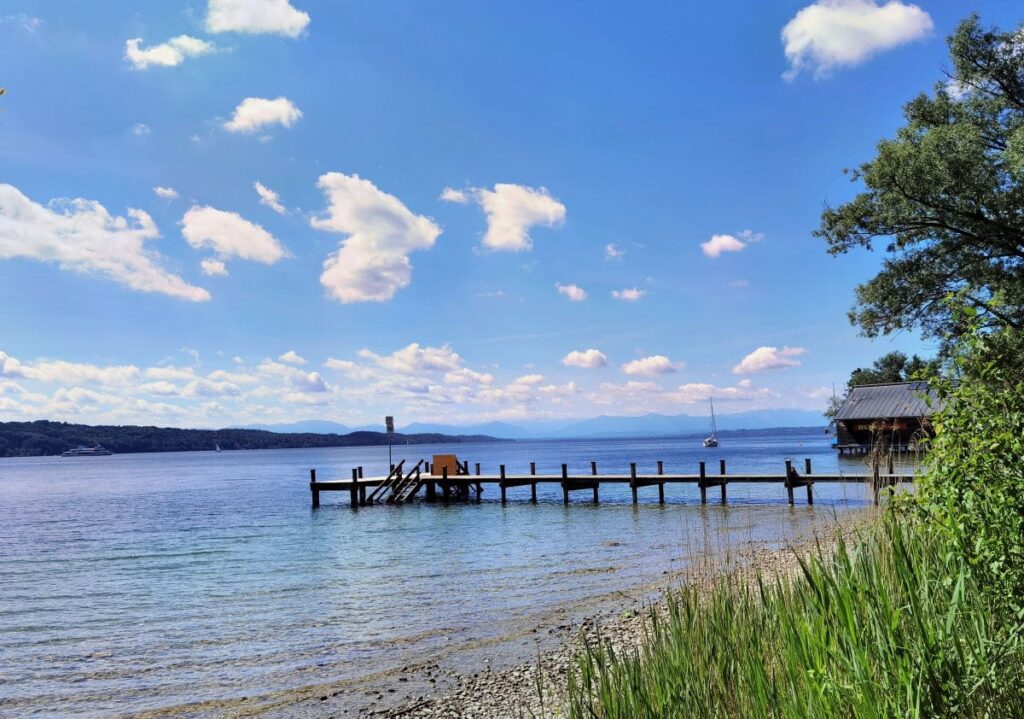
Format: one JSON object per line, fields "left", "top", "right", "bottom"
{"left": 385, "top": 416, "right": 394, "bottom": 468}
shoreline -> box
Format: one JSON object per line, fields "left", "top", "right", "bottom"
{"left": 130, "top": 506, "right": 875, "bottom": 719}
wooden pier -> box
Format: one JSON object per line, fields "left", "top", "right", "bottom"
{"left": 308, "top": 458, "right": 912, "bottom": 509}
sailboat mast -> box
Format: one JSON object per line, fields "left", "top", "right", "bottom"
{"left": 710, "top": 397, "right": 718, "bottom": 436}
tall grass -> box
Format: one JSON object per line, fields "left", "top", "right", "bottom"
{"left": 567, "top": 518, "right": 1024, "bottom": 718}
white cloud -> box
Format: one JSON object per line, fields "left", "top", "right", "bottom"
{"left": 200, "top": 258, "right": 228, "bottom": 277}
{"left": 254, "top": 181, "right": 286, "bottom": 214}
{"left": 605, "top": 243, "right": 625, "bottom": 260}
{"left": 732, "top": 346, "right": 807, "bottom": 374}
{"left": 278, "top": 350, "right": 306, "bottom": 365}
{"left": 181, "top": 206, "right": 287, "bottom": 266}
{"left": 2, "top": 14, "right": 41, "bottom": 32}
{"left": 444, "top": 367, "right": 494, "bottom": 385}
{"left": 132, "top": 124, "right": 151, "bottom": 136}
{"left": 153, "top": 186, "right": 179, "bottom": 200}
{"left": 611, "top": 287, "right": 645, "bottom": 302}
{"left": 555, "top": 282, "right": 587, "bottom": 301}
{"left": 701, "top": 234, "right": 745, "bottom": 258}
{"left": 124, "top": 35, "right": 215, "bottom": 69}
{"left": 450, "top": 184, "right": 565, "bottom": 252}
{"left": 359, "top": 343, "right": 463, "bottom": 374}
{"left": 782, "top": 0, "right": 932, "bottom": 80}
{"left": 0, "top": 184, "right": 209, "bottom": 301}
{"left": 224, "top": 97, "right": 302, "bottom": 134}
{"left": 622, "top": 355, "right": 680, "bottom": 376}
{"left": 206, "top": 0, "right": 310, "bottom": 37}
{"left": 439, "top": 187, "right": 469, "bottom": 203}
{"left": 730, "top": 279, "right": 750, "bottom": 288}
{"left": 311, "top": 172, "right": 441, "bottom": 303}
{"left": 562, "top": 349, "right": 608, "bottom": 369}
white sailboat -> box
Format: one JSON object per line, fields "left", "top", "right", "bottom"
{"left": 703, "top": 397, "right": 719, "bottom": 448}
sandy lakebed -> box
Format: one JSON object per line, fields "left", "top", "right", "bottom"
{"left": 125, "top": 506, "right": 876, "bottom": 719}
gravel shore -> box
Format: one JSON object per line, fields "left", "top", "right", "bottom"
{"left": 245, "top": 509, "right": 870, "bottom": 719}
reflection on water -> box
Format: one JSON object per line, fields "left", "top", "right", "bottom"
{"left": 0, "top": 429, "right": 902, "bottom": 716}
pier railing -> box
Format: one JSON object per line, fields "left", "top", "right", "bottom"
{"left": 308, "top": 458, "right": 912, "bottom": 509}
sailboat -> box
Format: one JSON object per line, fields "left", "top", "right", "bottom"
{"left": 215, "top": 443, "right": 222, "bottom": 452}
{"left": 703, "top": 397, "right": 719, "bottom": 448}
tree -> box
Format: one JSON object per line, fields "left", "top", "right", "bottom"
{"left": 847, "top": 351, "right": 939, "bottom": 389}
{"left": 817, "top": 16, "right": 1024, "bottom": 342}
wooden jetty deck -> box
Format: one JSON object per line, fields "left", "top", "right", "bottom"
{"left": 309, "top": 458, "right": 913, "bottom": 509}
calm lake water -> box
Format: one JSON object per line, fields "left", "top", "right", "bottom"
{"left": 0, "top": 429, "right": 903, "bottom": 717}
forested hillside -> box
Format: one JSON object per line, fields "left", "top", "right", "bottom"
{"left": 0, "top": 420, "right": 497, "bottom": 458}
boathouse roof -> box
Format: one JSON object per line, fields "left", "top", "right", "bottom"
{"left": 833, "top": 381, "right": 942, "bottom": 421}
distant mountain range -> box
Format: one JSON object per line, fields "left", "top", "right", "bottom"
{"left": 240, "top": 409, "right": 827, "bottom": 440}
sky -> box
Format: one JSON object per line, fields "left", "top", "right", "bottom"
{"left": 0, "top": 0, "right": 1020, "bottom": 430}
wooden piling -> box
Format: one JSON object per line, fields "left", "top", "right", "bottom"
{"left": 785, "top": 460, "right": 794, "bottom": 505}
{"left": 500, "top": 464, "right": 507, "bottom": 504}
{"left": 441, "top": 466, "right": 450, "bottom": 501}
{"left": 530, "top": 462, "right": 536, "bottom": 475}
{"left": 358, "top": 466, "right": 364, "bottom": 479}
{"left": 805, "top": 458, "right": 814, "bottom": 505}
{"left": 350, "top": 468, "right": 359, "bottom": 508}
{"left": 310, "top": 468, "right": 319, "bottom": 508}
{"left": 657, "top": 460, "right": 664, "bottom": 475}
{"left": 719, "top": 459, "right": 727, "bottom": 504}
{"left": 699, "top": 461, "right": 707, "bottom": 504}
{"left": 630, "top": 463, "right": 638, "bottom": 505}
{"left": 562, "top": 464, "right": 569, "bottom": 505}
{"left": 590, "top": 461, "right": 597, "bottom": 476}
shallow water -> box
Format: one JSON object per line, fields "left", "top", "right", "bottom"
{"left": 0, "top": 429, "right": 907, "bottom": 717}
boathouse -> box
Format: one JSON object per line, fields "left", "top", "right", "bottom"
{"left": 833, "top": 381, "right": 942, "bottom": 456}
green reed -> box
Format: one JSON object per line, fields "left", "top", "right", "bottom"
{"left": 566, "top": 518, "right": 1024, "bottom": 718}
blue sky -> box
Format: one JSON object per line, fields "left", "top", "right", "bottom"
{"left": 0, "top": 1, "right": 1019, "bottom": 429}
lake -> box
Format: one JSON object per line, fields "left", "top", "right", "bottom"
{"left": 0, "top": 429, "right": 906, "bottom": 717}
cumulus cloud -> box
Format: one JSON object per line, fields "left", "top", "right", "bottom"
{"left": 605, "top": 243, "right": 625, "bottom": 260}
{"left": 475, "top": 184, "right": 565, "bottom": 251}
{"left": 782, "top": 0, "right": 932, "bottom": 80}
{"left": 555, "top": 282, "right": 587, "bottom": 301}
{"left": 132, "top": 124, "right": 151, "bottom": 136}
{"left": 732, "top": 346, "right": 807, "bottom": 374}
{"left": 611, "top": 287, "right": 645, "bottom": 302}
{"left": 621, "top": 355, "right": 680, "bottom": 376}
{"left": 181, "top": 206, "right": 288, "bottom": 267}
{"left": 562, "top": 349, "right": 608, "bottom": 369}
{"left": 311, "top": 172, "right": 441, "bottom": 303}
{"left": 0, "top": 183, "right": 209, "bottom": 301}
{"left": 205, "top": 0, "right": 310, "bottom": 37}
{"left": 223, "top": 97, "right": 302, "bottom": 134}
{"left": 153, "top": 186, "right": 179, "bottom": 200}
{"left": 701, "top": 229, "right": 763, "bottom": 258}
{"left": 200, "top": 258, "right": 228, "bottom": 277}
{"left": 254, "top": 181, "right": 286, "bottom": 214}
{"left": 439, "top": 187, "right": 469, "bottom": 203}
{"left": 444, "top": 184, "right": 565, "bottom": 251}
{"left": 278, "top": 350, "right": 306, "bottom": 365}
{"left": 124, "top": 35, "right": 215, "bottom": 69}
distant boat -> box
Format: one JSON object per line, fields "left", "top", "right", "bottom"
{"left": 703, "top": 398, "right": 719, "bottom": 448}
{"left": 215, "top": 443, "right": 222, "bottom": 452}
{"left": 61, "top": 445, "right": 112, "bottom": 457}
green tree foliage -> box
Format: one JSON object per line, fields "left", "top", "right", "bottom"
{"left": 847, "top": 350, "right": 939, "bottom": 388}
{"left": 817, "top": 16, "right": 1024, "bottom": 341}
{"left": 906, "top": 310, "right": 1024, "bottom": 609}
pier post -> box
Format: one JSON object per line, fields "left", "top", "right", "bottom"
{"left": 426, "top": 478, "right": 436, "bottom": 502}
{"left": 785, "top": 460, "right": 795, "bottom": 505}
{"left": 310, "top": 469, "right": 319, "bottom": 509}
{"left": 805, "top": 458, "right": 813, "bottom": 505}
{"left": 530, "top": 462, "right": 536, "bottom": 475}
{"left": 630, "top": 463, "right": 638, "bottom": 505}
{"left": 872, "top": 458, "right": 881, "bottom": 506}
{"left": 358, "top": 466, "right": 366, "bottom": 505}
{"left": 475, "top": 462, "right": 481, "bottom": 476}
{"left": 657, "top": 460, "right": 664, "bottom": 475}
{"left": 350, "top": 468, "right": 359, "bottom": 508}
{"left": 500, "top": 465, "right": 507, "bottom": 504}
{"left": 699, "top": 461, "right": 707, "bottom": 504}
{"left": 591, "top": 461, "right": 597, "bottom": 476}
{"left": 442, "top": 466, "right": 451, "bottom": 501}
{"left": 720, "top": 460, "right": 727, "bottom": 504}
{"left": 562, "top": 464, "right": 569, "bottom": 505}
{"left": 358, "top": 466, "right": 364, "bottom": 479}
